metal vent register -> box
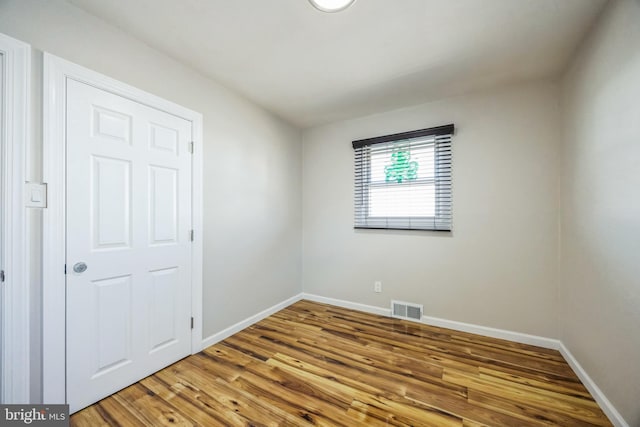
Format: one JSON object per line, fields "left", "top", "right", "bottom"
{"left": 391, "top": 300, "right": 423, "bottom": 322}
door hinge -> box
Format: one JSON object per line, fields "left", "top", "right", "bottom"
{"left": 64, "top": 264, "right": 67, "bottom": 275}
{"left": 190, "top": 317, "right": 194, "bottom": 329}
{"left": 189, "top": 141, "right": 194, "bottom": 154}
{"left": 0, "top": 270, "right": 5, "bottom": 283}
{"left": 190, "top": 230, "right": 194, "bottom": 242}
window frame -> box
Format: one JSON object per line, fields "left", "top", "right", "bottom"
{"left": 352, "top": 124, "right": 454, "bottom": 231}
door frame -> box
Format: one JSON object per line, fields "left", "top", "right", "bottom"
{"left": 42, "top": 53, "right": 203, "bottom": 403}
{"left": 0, "top": 33, "right": 30, "bottom": 404}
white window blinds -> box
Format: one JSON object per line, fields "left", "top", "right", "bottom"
{"left": 353, "top": 124, "right": 453, "bottom": 231}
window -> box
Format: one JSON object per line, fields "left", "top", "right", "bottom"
{"left": 353, "top": 124, "right": 453, "bottom": 231}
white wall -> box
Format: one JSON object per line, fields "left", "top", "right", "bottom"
{"left": 560, "top": 0, "right": 640, "bottom": 424}
{"left": 302, "top": 81, "right": 561, "bottom": 338}
{"left": 0, "top": 0, "right": 302, "bottom": 402}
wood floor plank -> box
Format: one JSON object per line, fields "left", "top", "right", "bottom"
{"left": 115, "top": 383, "right": 195, "bottom": 426}
{"left": 71, "top": 300, "right": 613, "bottom": 426}
{"left": 293, "top": 302, "right": 564, "bottom": 361}
{"left": 139, "top": 375, "right": 236, "bottom": 427}
{"left": 68, "top": 405, "right": 112, "bottom": 427}
{"left": 462, "top": 419, "right": 489, "bottom": 427}
{"left": 346, "top": 399, "right": 412, "bottom": 427}
{"left": 280, "top": 306, "right": 577, "bottom": 380}
{"left": 239, "top": 324, "right": 466, "bottom": 400}
{"left": 232, "top": 365, "right": 357, "bottom": 426}
{"left": 95, "top": 393, "right": 150, "bottom": 427}
{"left": 258, "top": 315, "right": 448, "bottom": 380}
{"left": 476, "top": 369, "right": 596, "bottom": 406}
{"left": 405, "top": 380, "right": 544, "bottom": 427}
{"left": 478, "top": 365, "right": 586, "bottom": 392}
{"left": 467, "top": 389, "right": 605, "bottom": 427}
{"left": 297, "top": 301, "right": 568, "bottom": 363}
{"left": 443, "top": 368, "right": 610, "bottom": 426}
{"left": 355, "top": 395, "right": 464, "bottom": 427}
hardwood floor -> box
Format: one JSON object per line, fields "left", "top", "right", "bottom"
{"left": 71, "top": 300, "right": 612, "bottom": 426}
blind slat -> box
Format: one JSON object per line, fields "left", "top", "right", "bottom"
{"left": 353, "top": 125, "right": 453, "bottom": 231}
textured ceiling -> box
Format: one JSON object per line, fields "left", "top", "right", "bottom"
{"left": 69, "top": 0, "right": 607, "bottom": 128}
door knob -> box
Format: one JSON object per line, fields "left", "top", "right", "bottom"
{"left": 73, "top": 262, "right": 87, "bottom": 273}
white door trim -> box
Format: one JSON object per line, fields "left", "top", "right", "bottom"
{"left": 0, "top": 32, "right": 30, "bottom": 404}
{"left": 42, "top": 53, "right": 203, "bottom": 403}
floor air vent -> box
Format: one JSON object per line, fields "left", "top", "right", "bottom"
{"left": 391, "top": 300, "right": 423, "bottom": 322}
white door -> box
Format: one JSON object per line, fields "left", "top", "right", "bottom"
{"left": 66, "top": 79, "right": 193, "bottom": 412}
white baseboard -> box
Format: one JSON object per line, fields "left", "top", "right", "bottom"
{"left": 301, "top": 293, "right": 391, "bottom": 317}
{"left": 421, "top": 315, "right": 560, "bottom": 350}
{"left": 200, "top": 293, "right": 303, "bottom": 350}
{"left": 558, "top": 343, "right": 629, "bottom": 427}
{"left": 201, "top": 292, "right": 627, "bottom": 427}
{"left": 302, "top": 293, "right": 559, "bottom": 349}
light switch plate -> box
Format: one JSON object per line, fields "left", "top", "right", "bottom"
{"left": 25, "top": 182, "right": 47, "bottom": 208}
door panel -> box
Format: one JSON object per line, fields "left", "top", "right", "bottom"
{"left": 149, "top": 166, "right": 178, "bottom": 244}
{"left": 149, "top": 267, "right": 179, "bottom": 352}
{"left": 66, "top": 79, "right": 192, "bottom": 412}
{"left": 92, "top": 106, "right": 132, "bottom": 144}
{"left": 91, "top": 156, "right": 132, "bottom": 249}
{"left": 93, "top": 275, "right": 132, "bottom": 376}
{"left": 149, "top": 122, "right": 178, "bottom": 153}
